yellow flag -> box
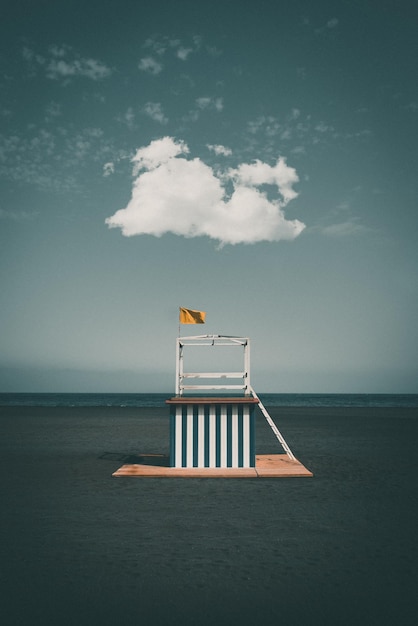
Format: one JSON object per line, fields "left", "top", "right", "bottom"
{"left": 179, "top": 307, "right": 206, "bottom": 324}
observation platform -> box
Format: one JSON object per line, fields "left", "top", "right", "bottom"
{"left": 112, "top": 333, "right": 312, "bottom": 479}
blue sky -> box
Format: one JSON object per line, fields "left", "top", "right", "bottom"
{"left": 1, "top": 0, "right": 417, "bottom": 393}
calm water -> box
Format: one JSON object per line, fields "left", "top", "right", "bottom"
{"left": 1, "top": 392, "right": 418, "bottom": 407}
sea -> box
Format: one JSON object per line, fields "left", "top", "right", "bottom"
{"left": 1, "top": 392, "right": 418, "bottom": 408}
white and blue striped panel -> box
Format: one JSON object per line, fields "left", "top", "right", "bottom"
{"left": 170, "top": 403, "right": 255, "bottom": 468}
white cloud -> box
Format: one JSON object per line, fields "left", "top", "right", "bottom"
{"left": 207, "top": 144, "right": 232, "bottom": 156}
{"left": 22, "top": 46, "right": 45, "bottom": 66}
{"left": 196, "top": 97, "right": 211, "bottom": 109}
{"left": 103, "top": 162, "right": 115, "bottom": 177}
{"left": 214, "top": 98, "right": 223, "bottom": 112}
{"left": 138, "top": 56, "right": 163, "bottom": 74}
{"left": 49, "top": 45, "right": 67, "bottom": 58}
{"left": 143, "top": 35, "right": 205, "bottom": 62}
{"left": 248, "top": 115, "right": 281, "bottom": 137}
{"left": 124, "top": 107, "right": 135, "bottom": 128}
{"left": 315, "top": 17, "right": 339, "bottom": 35}
{"left": 105, "top": 137, "right": 305, "bottom": 246}
{"left": 143, "top": 102, "right": 168, "bottom": 124}
{"left": 0, "top": 124, "right": 115, "bottom": 193}
{"left": 322, "top": 221, "right": 368, "bottom": 237}
{"left": 291, "top": 146, "right": 306, "bottom": 156}
{"left": 143, "top": 37, "right": 167, "bottom": 56}
{"left": 315, "top": 121, "right": 333, "bottom": 133}
{"left": 245, "top": 109, "right": 356, "bottom": 159}
{"left": 196, "top": 96, "right": 223, "bottom": 111}
{"left": 177, "top": 47, "right": 192, "bottom": 60}
{"left": 116, "top": 107, "right": 135, "bottom": 129}
{"left": 23, "top": 45, "right": 112, "bottom": 81}
{"left": 183, "top": 97, "right": 224, "bottom": 124}
{"left": 47, "top": 56, "right": 111, "bottom": 81}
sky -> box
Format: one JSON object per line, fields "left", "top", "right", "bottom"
{"left": 1, "top": 0, "right": 417, "bottom": 393}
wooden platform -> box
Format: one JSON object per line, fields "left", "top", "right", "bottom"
{"left": 112, "top": 454, "right": 313, "bottom": 478}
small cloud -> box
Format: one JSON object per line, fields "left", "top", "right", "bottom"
{"left": 168, "top": 38, "right": 181, "bottom": 49}
{"left": 47, "top": 52, "right": 111, "bottom": 81}
{"left": 177, "top": 47, "right": 192, "bottom": 60}
{"left": 143, "top": 102, "right": 168, "bottom": 124}
{"left": 291, "top": 146, "right": 306, "bottom": 156}
{"left": 315, "top": 121, "right": 333, "bottom": 133}
{"left": 344, "top": 128, "right": 372, "bottom": 140}
{"left": 22, "top": 46, "right": 45, "bottom": 66}
{"left": 103, "top": 162, "right": 115, "bottom": 177}
{"left": 322, "top": 221, "right": 368, "bottom": 237}
{"left": 327, "top": 18, "right": 339, "bottom": 28}
{"left": 143, "top": 37, "right": 167, "bottom": 56}
{"left": 335, "top": 201, "right": 351, "bottom": 212}
{"left": 49, "top": 45, "right": 67, "bottom": 58}
{"left": 0, "top": 208, "right": 38, "bottom": 221}
{"left": 125, "top": 108, "right": 135, "bottom": 128}
{"left": 46, "top": 59, "right": 76, "bottom": 79}
{"left": 105, "top": 137, "right": 305, "bottom": 246}
{"left": 196, "top": 96, "right": 223, "bottom": 111}
{"left": 23, "top": 44, "right": 111, "bottom": 81}
{"left": 138, "top": 56, "right": 162, "bottom": 75}
{"left": 206, "top": 45, "right": 222, "bottom": 57}
{"left": 0, "top": 123, "right": 115, "bottom": 193}
{"left": 207, "top": 144, "right": 232, "bottom": 156}
{"left": 247, "top": 115, "right": 282, "bottom": 138}
{"left": 247, "top": 116, "right": 266, "bottom": 135}
{"left": 185, "top": 97, "right": 224, "bottom": 123}
{"left": 143, "top": 34, "right": 206, "bottom": 62}
{"left": 315, "top": 17, "right": 339, "bottom": 34}
{"left": 117, "top": 107, "right": 136, "bottom": 129}
{"left": 138, "top": 35, "right": 220, "bottom": 78}
{"left": 22, "top": 46, "right": 34, "bottom": 62}
{"left": 44, "top": 101, "right": 62, "bottom": 119}
{"left": 196, "top": 97, "right": 211, "bottom": 109}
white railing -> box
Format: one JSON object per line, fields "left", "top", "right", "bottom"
{"left": 176, "top": 335, "right": 251, "bottom": 396}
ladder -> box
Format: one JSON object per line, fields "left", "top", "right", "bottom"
{"left": 250, "top": 387, "right": 296, "bottom": 460}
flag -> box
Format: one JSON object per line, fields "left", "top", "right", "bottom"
{"left": 179, "top": 307, "right": 206, "bottom": 324}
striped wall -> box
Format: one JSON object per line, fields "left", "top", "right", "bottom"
{"left": 169, "top": 403, "right": 255, "bottom": 468}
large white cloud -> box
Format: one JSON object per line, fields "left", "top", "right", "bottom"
{"left": 105, "top": 137, "right": 305, "bottom": 245}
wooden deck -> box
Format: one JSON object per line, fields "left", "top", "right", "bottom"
{"left": 112, "top": 454, "right": 313, "bottom": 478}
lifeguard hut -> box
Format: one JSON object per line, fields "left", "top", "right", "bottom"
{"left": 166, "top": 335, "right": 258, "bottom": 468}
{"left": 113, "top": 330, "right": 313, "bottom": 478}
